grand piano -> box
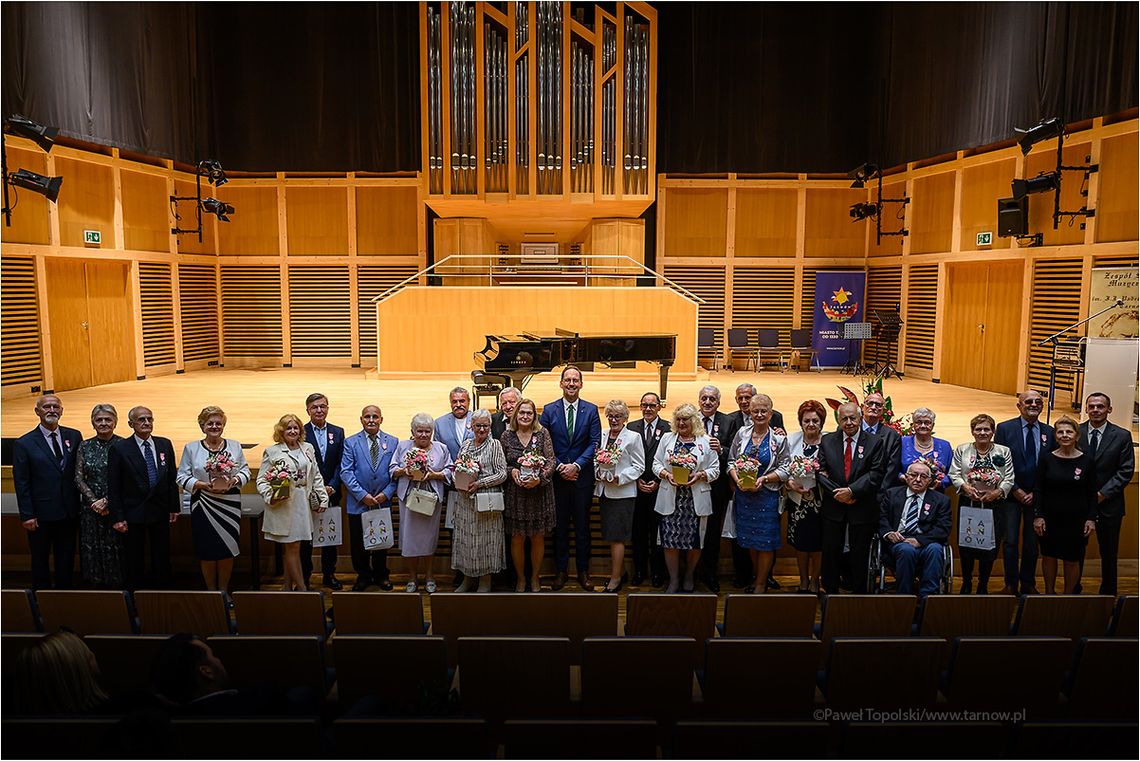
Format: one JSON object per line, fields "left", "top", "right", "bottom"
{"left": 476, "top": 329, "right": 677, "bottom": 400}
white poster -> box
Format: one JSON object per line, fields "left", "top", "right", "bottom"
{"left": 1089, "top": 267, "right": 1139, "bottom": 339}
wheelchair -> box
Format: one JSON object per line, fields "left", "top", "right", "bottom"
{"left": 866, "top": 533, "right": 953, "bottom": 594}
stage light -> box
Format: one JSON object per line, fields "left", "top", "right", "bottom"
{"left": 1011, "top": 172, "right": 1060, "bottom": 200}
{"left": 1015, "top": 116, "right": 1063, "bottom": 155}
{"left": 848, "top": 162, "right": 879, "bottom": 189}
{"left": 4, "top": 114, "right": 58, "bottom": 153}
{"left": 201, "top": 197, "right": 234, "bottom": 222}
{"left": 198, "top": 159, "right": 228, "bottom": 186}
{"left": 8, "top": 169, "right": 63, "bottom": 202}
{"left": 849, "top": 202, "right": 877, "bottom": 221}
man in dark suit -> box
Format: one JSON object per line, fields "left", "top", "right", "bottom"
{"left": 819, "top": 402, "right": 886, "bottom": 594}
{"left": 13, "top": 394, "right": 83, "bottom": 589}
{"left": 861, "top": 391, "right": 901, "bottom": 486}
{"left": 626, "top": 391, "right": 671, "bottom": 586}
{"left": 340, "top": 405, "right": 400, "bottom": 592}
{"left": 1080, "top": 392, "right": 1135, "bottom": 596}
{"left": 539, "top": 366, "right": 601, "bottom": 590}
{"left": 878, "top": 460, "right": 952, "bottom": 597}
{"left": 729, "top": 383, "right": 784, "bottom": 590}
{"left": 696, "top": 385, "right": 741, "bottom": 593}
{"left": 108, "top": 406, "right": 180, "bottom": 590}
{"left": 302, "top": 393, "right": 344, "bottom": 590}
{"left": 994, "top": 389, "right": 1054, "bottom": 595}
{"left": 731, "top": 383, "right": 785, "bottom": 432}
{"left": 490, "top": 386, "right": 521, "bottom": 440}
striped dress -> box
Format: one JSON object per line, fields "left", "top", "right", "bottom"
{"left": 450, "top": 438, "right": 508, "bottom": 576}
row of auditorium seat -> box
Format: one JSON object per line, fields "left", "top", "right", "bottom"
{"left": 3, "top": 590, "right": 1136, "bottom": 647}
{"left": 3, "top": 717, "right": 1135, "bottom": 760}
{"left": 4, "top": 631, "right": 1136, "bottom": 721}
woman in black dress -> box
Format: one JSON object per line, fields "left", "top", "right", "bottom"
{"left": 1032, "top": 416, "right": 1097, "bottom": 595}
{"left": 784, "top": 400, "right": 826, "bottom": 594}
{"left": 74, "top": 404, "right": 126, "bottom": 588}
{"left": 502, "top": 398, "right": 556, "bottom": 592}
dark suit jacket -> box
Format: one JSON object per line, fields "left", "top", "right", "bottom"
{"left": 863, "top": 422, "right": 902, "bottom": 486}
{"left": 1079, "top": 421, "right": 1135, "bottom": 519}
{"left": 305, "top": 422, "right": 345, "bottom": 506}
{"left": 703, "top": 411, "right": 741, "bottom": 502}
{"left": 539, "top": 398, "right": 602, "bottom": 490}
{"left": 995, "top": 416, "right": 1056, "bottom": 491}
{"left": 626, "top": 417, "right": 672, "bottom": 481}
{"left": 878, "top": 485, "right": 952, "bottom": 546}
{"left": 108, "top": 436, "right": 180, "bottom": 524}
{"left": 818, "top": 430, "right": 886, "bottom": 525}
{"left": 13, "top": 425, "right": 83, "bottom": 522}
{"left": 491, "top": 411, "right": 508, "bottom": 441}
{"left": 731, "top": 409, "right": 785, "bottom": 431}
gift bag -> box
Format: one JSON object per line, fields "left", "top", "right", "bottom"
{"left": 312, "top": 506, "right": 343, "bottom": 548}
{"left": 721, "top": 500, "right": 736, "bottom": 539}
{"left": 475, "top": 490, "right": 505, "bottom": 513}
{"left": 362, "top": 507, "right": 394, "bottom": 550}
{"left": 445, "top": 490, "right": 459, "bottom": 529}
{"left": 958, "top": 505, "right": 996, "bottom": 551}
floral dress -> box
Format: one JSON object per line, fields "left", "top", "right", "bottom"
{"left": 75, "top": 435, "right": 126, "bottom": 587}
{"left": 659, "top": 441, "right": 700, "bottom": 550}
{"left": 502, "top": 429, "right": 556, "bottom": 535}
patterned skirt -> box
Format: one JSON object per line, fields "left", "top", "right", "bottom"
{"left": 659, "top": 487, "right": 702, "bottom": 550}
{"left": 79, "top": 507, "right": 125, "bottom": 587}
{"left": 191, "top": 488, "right": 242, "bottom": 560}
{"left": 451, "top": 491, "right": 506, "bottom": 576}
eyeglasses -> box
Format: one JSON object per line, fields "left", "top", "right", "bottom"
{"left": 864, "top": 401, "right": 884, "bottom": 408}
{"left": 640, "top": 403, "right": 659, "bottom": 408}
{"left": 1021, "top": 399, "right": 1043, "bottom": 406}
{"left": 472, "top": 424, "right": 491, "bottom": 430}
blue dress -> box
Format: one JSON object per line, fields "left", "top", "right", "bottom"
{"left": 733, "top": 435, "right": 782, "bottom": 552}
{"left": 900, "top": 436, "right": 953, "bottom": 491}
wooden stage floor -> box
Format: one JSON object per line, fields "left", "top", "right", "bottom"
{"left": 0, "top": 366, "right": 1092, "bottom": 454}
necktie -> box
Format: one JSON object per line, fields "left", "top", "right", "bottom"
{"left": 705, "top": 417, "right": 713, "bottom": 435}
{"left": 369, "top": 435, "right": 380, "bottom": 468}
{"left": 50, "top": 432, "right": 64, "bottom": 468}
{"left": 1024, "top": 423, "right": 1037, "bottom": 469}
{"left": 1090, "top": 429, "right": 1100, "bottom": 456}
{"left": 566, "top": 404, "right": 576, "bottom": 440}
{"left": 844, "top": 437, "right": 854, "bottom": 479}
{"left": 143, "top": 439, "right": 158, "bottom": 488}
{"left": 901, "top": 494, "right": 921, "bottom": 535}
{"left": 644, "top": 422, "right": 653, "bottom": 446}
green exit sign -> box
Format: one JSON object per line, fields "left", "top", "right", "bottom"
{"left": 976, "top": 231, "right": 993, "bottom": 247}
{"left": 83, "top": 229, "right": 101, "bottom": 245}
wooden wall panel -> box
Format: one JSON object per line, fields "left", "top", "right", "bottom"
{"left": 664, "top": 265, "right": 725, "bottom": 365}
{"left": 663, "top": 189, "right": 727, "bottom": 257}
{"left": 800, "top": 269, "right": 816, "bottom": 330}
{"left": 731, "top": 268, "right": 795, "bottom": 337}
{"left": 220, "top": 266, "right": 283, "bottom": 357}
{"left": 866, "top": 266, "right": 901, "bottom": 369}
{"left": 358, "top": 264, "right": 419, "bottom": 364}
{"left": 734, "top": 189, "right": 797, "bottom": 257}
{"left": 1096, "top": 133, "right": 1140, "bottom": 243}
{"left": 908, "top": 171, "right": 955, "bottom": 253}
{"left": 139, "top": 262, "right": 176, "bottom": 367}
{"left": 867, "top": 180, "right": 906, "bottom": 256}
{"left": 121, "top": 170, "right": 171, "bottom": 253}
{"left": 804, "top": 189, "right": 866, "bottom": 257}
{"left": 356, "top": 187, "right": 420, "bottom": 254}
{"left": 216, "top": 187, "right": 280, "bottom": 254}
{"left": 288, "top": 266, "right": 351, "bottom": 357}
{"left": 286, "top": 187, "right": 348, "bottom": 255}
{"left": 83, "top": 261, "right": 135, "bottom": 387}
{"left": 2, "top": 147, "right": 50, "bottom": 245}
{"left": 55, "top": 157, "right": 115, "bottom": 249}
{"left": 960, "top": 159, "right": 1015, "bottom": 251}
{"left": 0, "top": 257, "right": 43, "bottom": 389}
{"left": 1027, "top": 258, "right": 1083, "bottom": 404}
{"left": 903, "top": 264, "right": 937, "bottom": 373}
{"left": 178, "top": 264, "right": 220, "bottom": 363}
{"left": 173, "top": 178, "right": 218, "bottom": 255}
{"left": 1025, "top": 142, "right": 1091, "bottom": 246}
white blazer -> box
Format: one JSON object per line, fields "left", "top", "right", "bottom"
{"left": 652, "top": 432, "right": 720, "bottom": 517}
{"left": 594, "top": 427, "right": 646, "bottom": 499}
{"left": 727, "top": 425, "right": 791, "bottom": 492}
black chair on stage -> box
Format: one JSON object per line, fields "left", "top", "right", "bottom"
{"left": 786, "top": 328, "right": 821, "bottom": 372}
{"left": 755, "top": 329, "right": 784, "bottom": 371}
{"left": 697, "top": 327, "right": 721, "bottom": 371}
{"left": 726, "top": 328, "right": 758, "bottom": 371}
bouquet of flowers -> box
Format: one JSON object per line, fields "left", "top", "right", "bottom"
{"left": 886, "top": 413, "right": 913, "bottom": 437}
{"left": 404, "top": 448, "right": 430, "bottom": 481}
{"left": 452, "top": 451, "right": 481, "bottom": 491}
{"left": 788, "top": 455, "right": 821, "bottom": 489}
{"left": 205, "top": 449, "right": 237, "bottom": 491}
{"left": 733, "top": 455, "right": 760, "bottom": 489}
{"left": 965, "top": 465, "right": 1002, "bottom": 490}
{"left": 261, "top": 459, "right": 293, "bottom": 503}
{"left": 667, "top": 450, "right": 698, "bottom": 484}
{"left": 594, "top": 442, "right": 622, "bottom": 472}
{"left": 517, "top": 450, "right": 547, "bottom": 481}
{"left": 919, "top": 452, "right": 947, "bottom": 486}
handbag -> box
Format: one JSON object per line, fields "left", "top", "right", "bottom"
{"left": 475, "top": 490, "right": 505, "bottom": 513}
{"left": 362, "top": 507, "right": 395, "bottom": 550}
{"left": 406, "top": 482, "right": 440, "bottom": 516}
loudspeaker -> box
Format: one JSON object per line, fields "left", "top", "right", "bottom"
{"left": 997, "top": 196, "right": 1028, "bottom": 237}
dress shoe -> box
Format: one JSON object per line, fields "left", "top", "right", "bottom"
{"left": 352, "top": 580, "right": 370, "bottom": 592}
{"left": 732, "top": 577, "right": 750, "bottom": 589}
{"left": 1022, "top": 586, "right": 1041, "bottom": 595}
{"left": 378, "top": 578, "right": 393, "bottom": 591}
{"left": 631, "top": 572, "right": 644, "bottom": 586}
{"left": 703, "top": 575, "right": 721, "bottom": 594}
{"left": 651, "top": 574, "right": 666, "bottom": 588}
{"left": 998, "top": 585, "right": 1016, "bottom": 595}
{"left": 552, "top": 571, "right": 569, "bottom": 591}
{"left": 959, "top": 580, "right": 972, "bottom": 595}
{"left": 766, "top": 574, "right": 781, "bottom": 591}
{"left": 324, "top": 576, "right": 343, "bottom": 591}
{"left": 578, "top": 570, "right": 593, "bottom": 589}
{"left": 453, "top": 571, "right": 465, "bottom": 587}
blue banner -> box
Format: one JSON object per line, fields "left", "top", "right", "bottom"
{"left": 811, "top": 271, "right": 867, "bottom": 368}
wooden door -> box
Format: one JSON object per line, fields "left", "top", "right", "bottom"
{"left": 45, "top": 258, "right": 93, "bottom": 391}
{"left": 979, "top": 260, "right": 1024, "bottom": 394}
{"left": 84, "top": 261, "right": 135, "bottom": 386}
{"left": 942, "top": 260, "right": 1024, "bottom": 394}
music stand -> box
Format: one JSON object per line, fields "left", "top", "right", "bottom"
{"left": 871, "top": 309, "right": 903, "bottom": 379}
{"left": 842, "top": 321, "right": 872, "bottom": 375}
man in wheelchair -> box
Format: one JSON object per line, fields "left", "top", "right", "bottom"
{"left": 877, "top": 461, "right": 952, "bottom": 596}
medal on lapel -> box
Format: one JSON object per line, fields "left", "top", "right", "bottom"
{"left": 328, "top": 432, "right": 334, "bottom": 443}
{"left": 159, "top": 452, "right": 166, "bottom": 465}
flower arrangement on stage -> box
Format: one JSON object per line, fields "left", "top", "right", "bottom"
{"left": 452, "top": 451, "right": 481, "bottom": 491}
{"left": 262, "top": 459, "right": 293, "bottom": 502}
{"left": 886, "top": 413, "right": 913, "bottom": 437}
{"left": 404, "top": 448, "right": 431, "bottom": 480}
{"left": 825, "top": 375, "right": 895, "bottom": 424}
{"left": 667, "top": 450, "right": 698, "bottom": 484}
{"left": 517, "top": 450, "right": 547, "bottom": 481}
{"left": 594, "top": 442, "right": 622, "bottom": 470}
{"left": 205, "top": 449, "right": 237, "bottom": 490}
{"left": 733, "top": 455, "right": 760, "bottom": 489}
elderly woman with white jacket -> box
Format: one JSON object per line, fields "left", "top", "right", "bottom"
{"left": 593, "top": 400, "right": 646, "bottom": 593}
{"left": 653, "top": 403, "right": 720, "bottom": 594}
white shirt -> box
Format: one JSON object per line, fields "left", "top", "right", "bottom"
{"left": 453, "top": 414, "right": 469, "bottom": 444}
{"left": 565, "top": 400, "right": 578, "bottom": 426}
{"left": 897, "top": 488, "right": 927, "bottom": 533}
{"left": 39, "top": 424, "right": 63, "bottom": 451}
